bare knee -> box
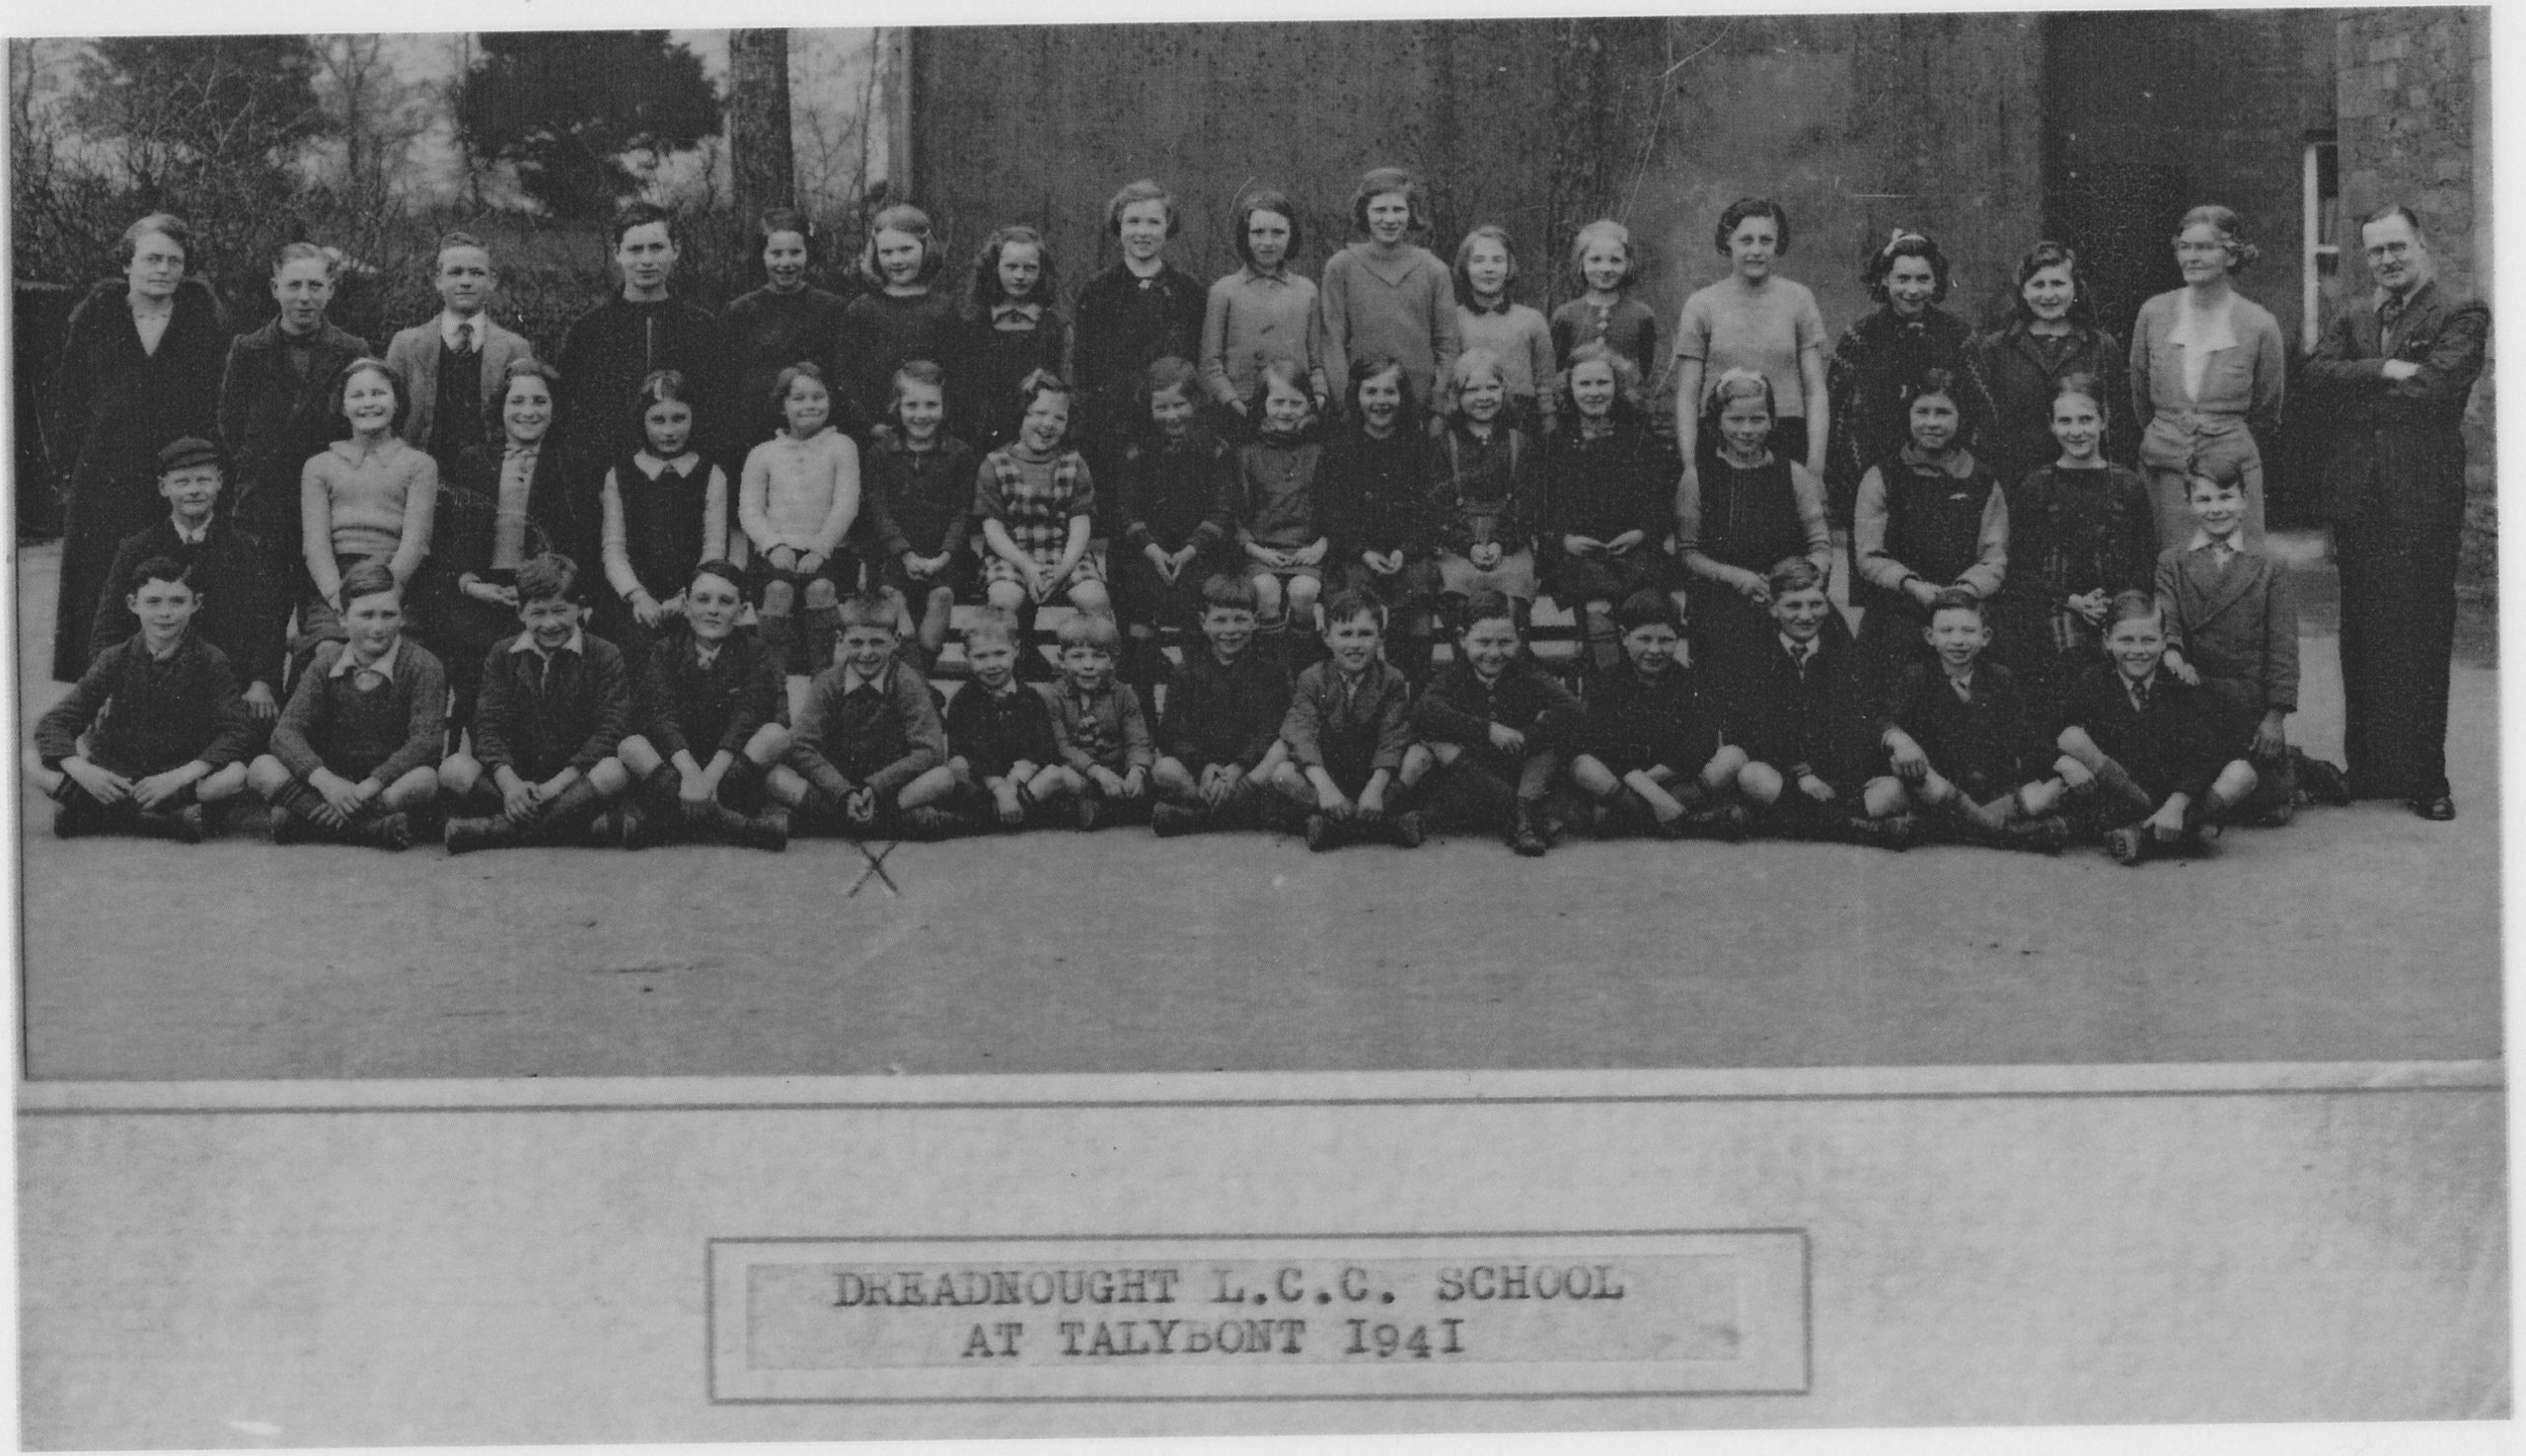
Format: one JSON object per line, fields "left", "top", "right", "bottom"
{"left": 1738, "top": 761, "right": 1784, "bottom": 804}
{"left": 802, "top": 577, "right": 839, "bottom": 611}
{"left": 1069, "top": 581, "right": 1112, "bottom": 616}
{"left": 247, "top": 754, "right": 291, "bottom": 798}
{"left": 761, "top": 580, "right": 795, "bottom": 616}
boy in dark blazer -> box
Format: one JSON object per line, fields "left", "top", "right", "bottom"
{"left": 438, "top": 552, "right": 635, "bottom": 852}
{"left": 2056, "top": 592, "right": 2259, "bottom": 865}
{"left": 614, "top": 561, "right": 792, "bottom": 851}
{"left": 1411, "top": 589, "right": 1585, "bottom": 856}
{"left": 1569, "top": 588, "right": 1748, "bottom": 839}
{"left": 33, "top": 554, "right": 255, "bottom": 841}
{"left": 1152, "top": 573, "right": 1294, "bottom": 837}
{"left": 942, "top": 609, "right": 1064, "bottom": 832}
{"left": 1731, "top": 557, "right": 1916, "bottom": 847}
{"left": 2155, "top": 467, "right": 2342, "bottom": 825}
{"left": 218, "top": 243, "right": 370, "bottom": 585}
{"left": 1874, "top": 591, "right": 2069, "bottom": 852}
{"left": 92, "top": 437, "right": 284, "bottom": 726}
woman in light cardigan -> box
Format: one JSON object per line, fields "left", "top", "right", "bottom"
{"left": 2127, "top": 204, "right": 2285, "bottom": 550}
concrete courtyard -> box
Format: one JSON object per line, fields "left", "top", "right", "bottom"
{"left": 13, "top": 538, "right": 2501, "bottom": 1080}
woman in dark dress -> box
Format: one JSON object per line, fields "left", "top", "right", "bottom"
{"left": 1969, "top": 241, "right": 2132, "bottom": 494}
{"left": 46, "top": 212, "right": 231, "bottom": 681}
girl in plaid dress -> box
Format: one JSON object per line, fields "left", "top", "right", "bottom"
{"left": 978, "top": 370, "right": 1111, "bottom": 672}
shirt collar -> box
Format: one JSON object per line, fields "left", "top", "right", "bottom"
{"left": 1241, "top": 264, "right": 1292, "bottom": 286}
{"left": 510, "top": 627, "right": 585, "bottom": 658}
{"left": 170, "top": 516, "right": 212, "bottom": 546}
{"left": 503, "top": 439, "right": 542, "bottom": 462}
{"left": 1779, "top": 632, "right": 1818, "bottom": 663}
{"left": 332, "top": 636, "right": 403, "bottom": 679}
{"left": 439, "top": 312, "right": 483, "bottom": 349}
{"left": 842, "top": 661, "right": 894, "bottom": 695}
{"left": 691, "top": 638, "right": 721, "bottom": 670}
{"left": 1463, "top": 295, "right": 1514, "bottom": 316}
{"left": 991, "top": 301, "right": 1044, "bottom": 324}
{"left": 2189, "top": 527, "right": 2242, "bottom": 555}
{"left": 634, "top": 449, "right": 699, "bottom": 476}
{"left": 2124, "top": 670, "right": 2159, "bottom": 703}
{"left": 1898, "top": 442, "right": 1976, "bottom": 478}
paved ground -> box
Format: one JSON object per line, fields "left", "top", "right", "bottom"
{"left": 13, "top": 539, "right": 2501, "bottom": 1080}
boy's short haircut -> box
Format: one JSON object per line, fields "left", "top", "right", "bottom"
{"left": 485, "top": 356, "right": 564, "bottom": 439}
{"left": 691, "top": 559, "right": 743, "bottom": 595}
{"left": 961, "top": 607, "right": 1020, "bottom": 649}
{"left": 835, "top": 591, "right": 901, "bottom": 633}
{"left": 1925, "top": 588, "right": 1984, "bottom": 623}
{"left": 1319, "top": 589, "right": 1383, "bottom": 632}
{"left": 1139, "top": 355, "right": 1201, "bottom": 419}
{"left": 1616, "top": 587, "right": 1680, "bottom": 632}
{"left": 2187, "top": 456, "right": 2249, "bottom": 494}
{"left": 610, "top": 200, "right": 678, "bottom": 249}
{"left": 336, "top": 560, "right": 400, "bottom": 608}
{"left": 1767, "top": 555, "right": 1826, "bottom": 598}
{"left": 127, "top": 554, "right": 192, "bottom": 596}
{"left": 756, "top": 206, "right": 814, "bottom": 255}
{"left": 272, "top": 240, "right": 337, "bottom": 279}
{"left": 770, "top": 360, "right": 830, "bottom": 413}
{"left": 515, "top": 552, "right": 580, "bottom": 605}
{"left": 2103, "top": 589, "right": 2162, "bottom": 632}
{"left": 1055, "top": 610, "right": 1122, "bottom": 653}
{"left": 1105, "top": 179, "right": 1181, "bottom": 239}
{"left": 1200, "top": 572, "right": 1259, "bottom": 614}
{"left": 1458, "top": 589, "right": 1519, "bottom": 632}
{"left": 435, "top": 229, "right": 488, "bottom": 264}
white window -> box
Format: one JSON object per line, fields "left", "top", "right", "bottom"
{"left": 2302, "top": 135, "right": 2340, "bottom": 351}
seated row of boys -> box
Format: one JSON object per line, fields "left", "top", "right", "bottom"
{"left": 36, "top": 513, "right": 2288, "bottom": 864}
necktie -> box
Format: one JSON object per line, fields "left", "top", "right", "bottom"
{"left": 2131, "top": 679, "right": 2151, "bottom": 711}
{"left": 456, "top": 321, "right": 476, "bottom": 358}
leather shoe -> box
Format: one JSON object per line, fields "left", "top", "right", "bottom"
{"left": 2412, "top": 794, "right": 2456, "bottom": 822}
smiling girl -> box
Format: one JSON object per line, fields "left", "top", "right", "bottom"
{"left": 835, "top": 203, "right": 961, "bottom": 435}
{"left": 299, "top": 358, "right": 438, "bottom": 668}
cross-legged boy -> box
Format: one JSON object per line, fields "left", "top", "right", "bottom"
{"left": 941, "top": 608, "right": 1064, "bottom": 832}
{"left": 1872, "top": 590, "right": 2070, "bottom": 853}
{"left": 1269, "top": 589, "right": 1427, "bottom": 851}
{"left": 1732, "top": 557, "right": 1917, "bottom": 847}
{"left": 1411, "top": 589, "right": 1586, "bottom": 855}
{"left": 770, "top": 590, "right": 957, "bottom": 838}
{"left": 1152, "top": 573, "right": 1294, "bottom": 837}
{"left": 439, "top": 553, "right": 635, "bottom": 852}
{"left": 2055, "top": 591, "right": 2259, "bottom": 865}
{"left": 32, "top": 555, "right": 254, "bottom": 841}
{"left": 616, "top": 561, "right": 793, "bottom": 851}
{"left": 1036, "top": 611, "right": 1157, "bottom": 831}
{"left": 2156, "top": 466, "right": 2343, "bottom": 825}
{"left": 93, "top": 437, "right": 284, "bottom": 731}
{"left": 248, "top": 561, "right": 444, "bottom": 849}
{"left": 1570, "top": 588, "right": 1750, "bottom": 840}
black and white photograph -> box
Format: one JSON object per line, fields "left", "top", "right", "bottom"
{"left": 8, "top": 1, "right": 2508, "bottom": 1448}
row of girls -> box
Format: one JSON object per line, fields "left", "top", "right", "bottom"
{"left": 45, "top": 173, "right": 2282, "bottom": 720}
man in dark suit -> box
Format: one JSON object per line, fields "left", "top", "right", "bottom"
{"left": 2303, "top": 204, "right": 2490, "bottom": 820}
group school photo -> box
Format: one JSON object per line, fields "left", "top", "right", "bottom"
{"left": 8, "top": 11, "right": 2497, "bottom": 1084}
